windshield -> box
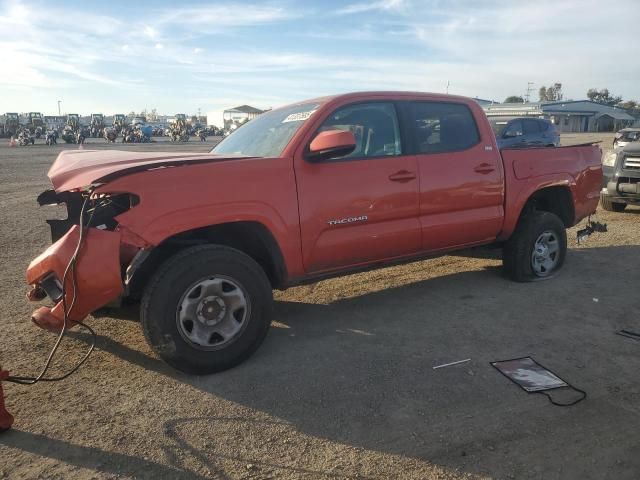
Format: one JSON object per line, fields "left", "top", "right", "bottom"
{"left": 489, "top": 118, "right": 509, "bottom": 136}
{"left": 212, "top": 102, "right": 320, "bottom": 157}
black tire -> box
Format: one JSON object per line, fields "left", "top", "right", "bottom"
{"left": 503, "top": 211, "right": 567, "bottom": 282}
{"left": 141, "top": 245, "right": 273, "bottom": 374}
{"left": 600, "top": 193, "right": 627, "bottom": 212}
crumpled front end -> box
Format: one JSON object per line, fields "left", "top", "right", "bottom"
{"left": 26, "top": 185, "right": 146, "bottom": 332}
{"left": 26, "top": 225, "right": 124, "bottom": 331}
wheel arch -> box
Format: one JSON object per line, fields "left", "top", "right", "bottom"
{"left": 127, "top": 221, "right": 287, "bottom": 299}
{"left": 499, "top": 184, "right": 576, "bottom": 242}
{"left": 519, "top": 185, "right": 576, "bottom": 227}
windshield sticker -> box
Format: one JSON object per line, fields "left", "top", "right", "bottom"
{"left": 282, "top": 109, "right": 317, "bottom": 123}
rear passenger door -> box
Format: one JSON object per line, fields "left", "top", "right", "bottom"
{"left": 404, "top": 101, "right": 505, "bottom": 252}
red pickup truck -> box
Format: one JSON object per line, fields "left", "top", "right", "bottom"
{"left": 27, "top": 92, "right": 602, "bottom": 374}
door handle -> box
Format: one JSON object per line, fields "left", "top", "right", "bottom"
{"left": 474, "top": 163, "right": 495, "bottom": 174}
{"left": 388, "top": 170, "right": 416, "bottom": 183}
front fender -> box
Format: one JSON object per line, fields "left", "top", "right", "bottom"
{"left": 26, "top": 226, "right": 123, "bottom": 328}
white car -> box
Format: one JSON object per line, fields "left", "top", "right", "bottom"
{"left": 613, "top": 128, "right": 640, "bottom": 150}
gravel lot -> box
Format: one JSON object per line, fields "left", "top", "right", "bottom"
{"left": 0, "top": 134, "right": 639, "bottom": 479}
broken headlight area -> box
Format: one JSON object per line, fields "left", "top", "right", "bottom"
{"left": 37, "top": 189, "right": 139, "bottom": 243}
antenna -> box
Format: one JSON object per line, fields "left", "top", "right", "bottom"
{"left": 525, "top": 82, "right": 534, "bottom": 103}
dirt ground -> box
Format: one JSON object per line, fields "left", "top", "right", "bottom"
{"left": 0, "top": 134, "right": 639, "bottom": 479}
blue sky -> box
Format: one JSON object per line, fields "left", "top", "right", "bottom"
{"left": 1, "top": 0, "right": 638, "bottom": 116}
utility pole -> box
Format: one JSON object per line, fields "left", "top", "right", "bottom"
{"left": 57, "top": 100, "right": 61, "bottom": 116}
{"left": 525, "top": 82, "right": 534, "bottom": 103}
{"left": 446, "top": 81, "right": 450, "bottom": 95}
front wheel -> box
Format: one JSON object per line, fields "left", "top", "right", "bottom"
{"left": 503, "top": 211, "right": 567, "bottom": 282}
{"left": 141, "top": 245, "right": 273, "bottom": 374}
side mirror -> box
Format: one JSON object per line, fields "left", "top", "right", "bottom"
{"left": 307, "top": 129, "right": 356, "bottom": 161}
{"left": 503, "top": 130, "right": 518, "bottom": 138}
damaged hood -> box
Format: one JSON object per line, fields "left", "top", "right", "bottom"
{"left": 48, "top": 149, "right": 251, "bottom": 192}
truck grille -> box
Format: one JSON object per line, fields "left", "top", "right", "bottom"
{"left": 624, "top": 156, "right": 640, "bottom": 170}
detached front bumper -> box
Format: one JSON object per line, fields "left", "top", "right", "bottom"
{"left": 26, "top": 225, "right": 124, "bottom": 331}
{"left": 603, "top": 169, "right": 640, "bottom": 204}
{"left": 602, "top": 148, "right": 640, "bottom": 204}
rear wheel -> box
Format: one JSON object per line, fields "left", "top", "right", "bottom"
{"left": 141, "top": 245, "right": 273, "bottom": 374}
{"left": 600, "top": 193, "right": 627, "bottom": 212}
{"left": 503, "top": 211, "right": 567, "bottom": 282}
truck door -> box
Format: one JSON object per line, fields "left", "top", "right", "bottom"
{"left": 405, "top": 101, "right": 504, "bottom": 251}
{"left": 295, "top": 102, "right": 421, "bottom": 273}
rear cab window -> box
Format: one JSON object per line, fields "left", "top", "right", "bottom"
{"left": 407, "top": 101, "right": 480, "bottom": 153}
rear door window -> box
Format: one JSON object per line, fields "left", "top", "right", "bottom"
{"left": 408, "top": 102, "right": 480, "bottom": 154}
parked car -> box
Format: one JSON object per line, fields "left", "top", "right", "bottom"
{"left": 600, "top": 141, "right": 640, "bottom": 212}
{"left": 613, "top": 128, "right": 640, "bottom": 151}
{"left": 26, "top": 92, "right": 602, "bottom": 374}
{"left": 489, "top": 117, "right": 560, "bottom": 149}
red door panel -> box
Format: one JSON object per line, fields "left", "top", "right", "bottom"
{"left": 296, "top": 156, "right": 421, "bottom": 273}
{"left": 417, "top": 144, "right": 504, "bottom": 251}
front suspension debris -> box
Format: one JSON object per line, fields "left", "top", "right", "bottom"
{"left": 577, "top": 217, "right": 607, "bottom": 244}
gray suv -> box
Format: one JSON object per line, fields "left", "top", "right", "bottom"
{"left": 490, "top": 117, "right": 561, "bottom": 149}
{"left": 601, "top": 142, "right": 640, "bottom": 212}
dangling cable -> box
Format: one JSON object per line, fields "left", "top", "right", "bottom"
{"left": 7, "top": 188, "right": 98, "bottom": 385}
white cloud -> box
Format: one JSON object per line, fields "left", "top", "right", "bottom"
{"left": 143, "top": 25, "right": 158, "bottom": 39}
{"left": 155, "top": 3, "right": 297, "bottom": 34}
{"left": 155, "top": 43, "right": 164, "bottom": 50}
{"left": 338, "top": 0, "right": 406, "bottom": 15}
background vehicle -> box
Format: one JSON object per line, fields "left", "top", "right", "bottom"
{"left": 17, "top": 128, "right": 34, "bottom": 146}
{"left": 26, "top": 112, "right": 44, "bottom": 138}
{"left": 26, "top": 92, "right": 602, "bottom": 375}
{"left": 1, "top": 112, "right": 20, "bottom": 138}
{"left": 613, "top": 128, "right": 640, "bottom": 150}
{"left": 45, "top": 130, "right": 57, "bottom": 146}
{"left": 601, "top": 142, "right": 640, "bottom": 212}
{"left": 169, "top": 113, "right": 189, "bottom": 142}
{"left": 113, "top": 114, "right": 127, "bottom": 134}
{"left": 132, "top": 116, "right": 147, "bottom": 127}
{"left": 104, "top": 127, "right": 117, "bottom": 143}
{"left": 61, "top": 114, "right": 81, "bottom": 143}
{"left": 489, "top": 117, "right": 560, "bottom": 149}
{"left": 90, "top": 114, "right": 105, "bottom": 138}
